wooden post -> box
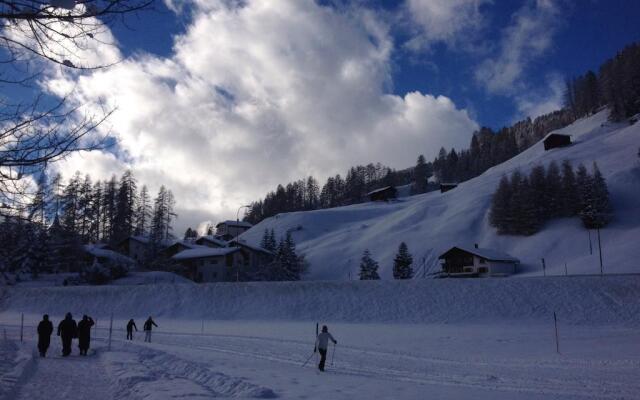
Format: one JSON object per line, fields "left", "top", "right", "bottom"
{"left": 553, "top": 312, "right": 560, "bottom": 354}
{"left": 564, "top": 262, "right": 568, "bottom": 276}
{"left": 541, "top": 258, "right": 546, "bottom": 277}
{"left": 108, "top": 313, "right": 113, "bottom": 352}
{"left": 20, "top": 313, "right": 24, "bottom": 343}
{"left": 597, "top": 227, "right": 603, "bottom": 276}
{"left": 201, "top": 319, "right": 204, "bottom": 335}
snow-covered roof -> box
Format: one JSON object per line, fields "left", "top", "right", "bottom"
{"left": 228, "top": 240, "right": 274, "bottom": 255}
{"left": 366, "top": 186, "right": 395, "bottom": 196}
{"left": 84, "top": 245, "right": 135, "bottom": 264}
{"left": 216, "top": 220, "right": 253, "bottom": 228}
{"left": 195, "top": 235, "right": 229, "bottom": 247}
{"left": 439, "top": 246, "right": 519, "bottom": 263}
{"left": 171, "top": 246, "right": 240, "bottom": 261}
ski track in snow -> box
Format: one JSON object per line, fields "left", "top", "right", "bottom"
{"left": 123, "top": 330, "right": 640, "bottom": 399}
{"left": 12, "top": 350, "right": 114, "bottom": 400}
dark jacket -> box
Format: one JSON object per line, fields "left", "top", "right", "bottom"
{"left": 77, "top": 317, "right": 94, "bottom": 340}
{"left": 127, "top": 320, "right": 137, "bottom": 332}
{"left": 37, "top": 320, "right": 53, "bottom": 338}
{"left": 57, "top": 317, "right": 78, "bottom": 338}
{"left": 143, "top": 319, "right": 158, "bottom": 331}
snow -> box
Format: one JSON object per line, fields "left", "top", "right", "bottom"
{"left": 441, "top": 245, "right": 520, "bottom": 262}
{"left": 2, "top": 276, "right": 639, "bottom": 325}
{"left": 238, "top": 110, "right": 640, "bottom": 279}
{"left": 0, "top": 111, "right": 639, "bottom": 399}
{"left": 171, "top": 246, "right": 239, "bottom": 260}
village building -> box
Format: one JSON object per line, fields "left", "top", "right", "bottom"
{"left": 440, "top": 183, "right": 458, "bottom": 193}
{"left": 543, "top": 133, "right": 572, "bottom": 151}
{"left": 228, "top": 240, "right": 275, "bottom": 270}
{"left": 216, "top": 220, "right": 253, "bottom": 241}
{"left": 438, "top": 245, "right": 519, "bottom": 277}
{"left": 114, "top": 236, "right": 153, "bottom": 264}
{"left": 367, "top": 186, "right": 397, "bottom": 202}
{"left": 195, "top": 235, "right": 228, "bottom": 248}
{"left": 171, "top": 246, "right": 244, "bottom": 282}
{"left": 83, "top": 244, "right": 135, "bottom": 269}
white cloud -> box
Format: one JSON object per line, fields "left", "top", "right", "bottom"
{"left": 49, "top": 0, "right": 478, "bottom": 231}
{"left": 405, "top": 0, "right": 490, "bottom": 50}
{"left": 475, "top": 0, "right": 561, "bottom": 94}
{"left": 515, "top": 74, "right": 565, "bottom": 120}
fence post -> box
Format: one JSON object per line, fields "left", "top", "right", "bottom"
{"left": 20, "top": 313, "right": 24, "bottom": 343}
{"left": 553, "top": 312, "right": 560, "bottom": 354}
{"left": 108, "top": 313, "right": 113, "bottom": 352}
{"left": 541, "top": 258, "right": 546, "bottom": 277}
{"left": 201, "top": 319, "right": 204, "bottom": 335}
{"left": 564, "top": 262, "right": 568, "bottom": 276}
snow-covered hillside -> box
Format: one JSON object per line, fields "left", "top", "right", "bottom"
{"left": 240, "top": 110, "right": 640, "bottom": 279}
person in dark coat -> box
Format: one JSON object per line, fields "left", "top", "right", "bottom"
{"left": 126, "top": 319, "right": 138, "bottom": 340}
{"left": 37, "top": 314, "right": 54, "bottom": 357}
{"left": 143, "top": 316, "right": 158, "bottom": 343}
{"left": 77, "top": 315, "right": 95, "bottom": 355}
{"left": 57, "top": 312, "right": 77, "bottom": 357}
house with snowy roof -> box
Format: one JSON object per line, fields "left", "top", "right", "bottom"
{"left": 438, "top": 244, "right": 519, "bottom": 277}
{"left": 367, "top": 186, "right": 397, "bottom": 202}
{"left": 171, "top": 246, "right": 244, "bottom": 282}
{"left": 216, "top": 220, "right": 253, "bottom": 240}
{"left": 195, "top": 235, "right": 229, "bottom": 248}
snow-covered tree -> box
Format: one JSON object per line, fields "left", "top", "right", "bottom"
{"left": 359, "top": 249, "right": 380, "bottom": 280}
{"left": 393, "top": 242, "right": 413, "bottom": 279}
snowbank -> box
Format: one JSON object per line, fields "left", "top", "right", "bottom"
{"left": 239, "top": 110, "right": 640, "bottom": 279}
{"left": 2, "top": 276, "right": 639, "bottom": 326}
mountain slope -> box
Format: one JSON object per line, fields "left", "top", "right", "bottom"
{"left": 239, "top": 110, "right": 640, "bottom": 279}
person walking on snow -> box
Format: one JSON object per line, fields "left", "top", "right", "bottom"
{"left": 57, "top": 313, "right": 77, "bottom": 357}
{"left": 126, "top": 319, "right": 138, "bottom": 340}
{"left": 314, "top": 325, "right": 337, "bottom": 371}
{"left": 143, "top": 316, "right": 158, "bottom": 343}
{"left": 77, "top": 315, "right": 95, "bottom": 355}
{"left": 37, "top": 314, "right": 53, "bottom": 357}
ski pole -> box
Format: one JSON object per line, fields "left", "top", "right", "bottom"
{"left": 302, "top": 351, "right": 315, "bottom": 367}
{"left": 331, "top": 344, "right": 336, "bottom": 366}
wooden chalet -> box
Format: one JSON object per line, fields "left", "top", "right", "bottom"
{"left": 440, "top": 183, "right": 458, "bottom": 193}
{"left": 367, "top": 186, "right": 397, "bottom": 202}
{"left": 438, "top": 244, "right": 519, "bottom": 277}
{"left": 543, "top": 133, "right": 571, "bottom": 151}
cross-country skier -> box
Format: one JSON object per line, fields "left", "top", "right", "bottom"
{"left": 77, "top": 315, "right": 95, "bottom": 355}
{"left": 126, "top": 319, "right": 138, "bottom": 340}
{"left": 314, "top": 325, "right": 337, "bottom": 371}
{"left": 37, "top": 314, "right": 53, "bottom": 357}
{"left": 57, "top": 313, "right": 78, "bottom": 357}
{"left": 143, "top": 316, "right": 158, "bottom": 343}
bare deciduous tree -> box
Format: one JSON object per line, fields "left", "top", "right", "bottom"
{"left": 0, "top": 0, "right": 154, "bottom": 216}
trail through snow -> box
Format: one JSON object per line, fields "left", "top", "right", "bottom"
{"left": 14, "top": 350, "right": 114, "bottom": 400}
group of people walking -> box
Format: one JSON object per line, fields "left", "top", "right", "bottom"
{"left": 36, "top": 314, "right": 159, "bottom": 357}
{"left": 37, "top": 313, "right": 94, "bottom": 357}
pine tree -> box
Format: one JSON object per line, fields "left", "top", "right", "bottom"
{"left": 134, "top": 185, "right": 151, "bottom": 236}
{"left": 113, "top": 170, "right": 137, "bottom": 243}
{"left": 260, "top": 229, "right": 270, "bottom": 250}
{"left": 359, "top": 249, "right": 380, "bottom": 280}
{"left": 413, "top": 155, "right": 428, "bottom": 194}
{"left": 582, "top": 162, "right": 612, "bottom": 228}
{"left": 528, "top": 165, "right": 548, "bottom": 221}
{"left": 392, "top": 242, "right": 413, "bottom": 279}
{"left": 560, "top": 160, "right": 579, "bottom": 217}
{"left": 576, "top": 163, "right": 593, "bottom": 225}
{"left": 546, "top": 161, "right": 563, "bottom": 218}
{"left": 489, "top": 175, "right": 511, "bottom": 233}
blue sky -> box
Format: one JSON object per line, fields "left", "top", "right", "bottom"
{"left": 110, "top": 0, "right": 640, "bottom": 130}
{"left": 34, "top": 0, "right": 639, "bottom": 228}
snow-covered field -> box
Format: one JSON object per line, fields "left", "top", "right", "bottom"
{"left": 1, "top": 276, "right": 639, "bottom": 399}
{"left": 239, "top": 110, "right": 640, "bottom": 280}
{"left": 1, "top": 111, "right": 638, "bottom": 399}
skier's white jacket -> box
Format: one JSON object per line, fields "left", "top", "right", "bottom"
{"left": 316, "top": 332, "right": 336, "bottom": 350}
